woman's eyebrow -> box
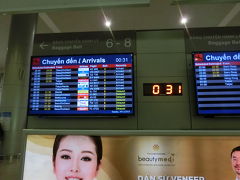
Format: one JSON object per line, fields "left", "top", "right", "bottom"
{"left": 59, "top": 149, "right": 72, "bottom": 152}
{"left": 81, "top": 150, "right": 95, "bottom": 155}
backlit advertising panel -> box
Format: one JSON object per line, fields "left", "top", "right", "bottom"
{"left": 23, "top": 135, "right": 239, "bottom": 180}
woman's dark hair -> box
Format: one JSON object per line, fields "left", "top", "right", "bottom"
{"left": 52, "top": 135, "right": 102, "bottom": 166}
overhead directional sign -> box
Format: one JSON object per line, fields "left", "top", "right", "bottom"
{"left": 39, "top": 42, "right": 48, "bottom": 50}
{"left": 185, "top": 27, "right": 240, "bottom": 53}
{"left": 33, "top": 31, "right": 136, "bottom": 56}
{"left": 0, "top": 0, "right": 150, "bottom": 14}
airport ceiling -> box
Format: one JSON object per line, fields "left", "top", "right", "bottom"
{"left": 0, "top": 0, "right": 240, "bottom": 69}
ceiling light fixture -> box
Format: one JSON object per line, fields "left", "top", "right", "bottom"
{"left": 105, "top": 20, "right": 111, "bottom": 27}
{"left": 180, "top": 17, "right": 188, "bottom": 24}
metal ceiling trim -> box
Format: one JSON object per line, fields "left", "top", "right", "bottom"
{"left": 171, "top": 0, "right": 240, "bottom": 5}
{"left": 0, "top": 0, "right": 150, "bottom": 14}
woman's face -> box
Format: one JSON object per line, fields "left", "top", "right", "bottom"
{"left": 54, "top": 136, "right": 99, "bottom": 180}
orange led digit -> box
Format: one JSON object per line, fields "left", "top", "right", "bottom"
{"left": 152, "top": 84, "right": 160, "bottom": 94}
{"left": 178, "top": 85, "right": 182, "bottom": 94}
{"left": 166, "top": 84, "right": 173, "bottom": 95}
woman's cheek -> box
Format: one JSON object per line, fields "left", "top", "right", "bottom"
{"left": 82, "top": 162, "right": 98, "bottom": 177}
{"left": 55, "top": 159, "right": 70, "bottom": 176}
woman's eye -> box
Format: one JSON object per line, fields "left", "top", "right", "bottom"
{"left": 60, "top": 155, "right": 71, "bottom": 160}
{"left": 81, "top": 157, "right": 92, "bottom": 161}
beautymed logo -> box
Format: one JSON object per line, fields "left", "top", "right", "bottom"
{"left": 137, "top": 144, "right": 175, "bottom": 167}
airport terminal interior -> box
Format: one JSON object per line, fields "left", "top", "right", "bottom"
{"left": 2, "top": 0, "right": 240, "bottom": 179}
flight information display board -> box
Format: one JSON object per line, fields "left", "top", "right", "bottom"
{"left": 193, "top": 51, "right": 240, "bottom": 115}
{"left": 28, "top": 54, "right": 134, "bottom": 116}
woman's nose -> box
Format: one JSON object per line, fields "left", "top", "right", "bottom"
{"left": 70, "top": 168, "right": 79, "bottom": 173}
{"left": 70, "top": 160, "right": 80, "bottom": 172}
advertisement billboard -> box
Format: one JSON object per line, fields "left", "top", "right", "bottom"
{"left": 23, "top": 135, "right": 239, "bottom": 180}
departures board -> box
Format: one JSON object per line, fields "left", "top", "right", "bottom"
{"left": 27, "top": 53, "right": 134, "bottom": 116}
{"left": 193, "top": 51, "right": 240, "bottom": 115}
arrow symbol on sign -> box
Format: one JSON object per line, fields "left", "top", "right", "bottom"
{"left": 40, "top": 42, "right": 48, "bottom": 49}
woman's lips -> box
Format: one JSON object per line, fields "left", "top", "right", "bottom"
{"left": 65, "top": 177, "right": 82, "bottom": 180}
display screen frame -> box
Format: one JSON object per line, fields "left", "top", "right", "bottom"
{"left": 192, "top": 51, "right": 240, "bottom": 116}
{"left": 27, "top": 53, "right": 135, "bottom": 117}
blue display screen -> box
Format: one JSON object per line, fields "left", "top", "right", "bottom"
{"left": 28, "top": 54, "right": 134, "bottom": 116}
{"left": 193, "top": 51, "right": 240, "bottom": 115}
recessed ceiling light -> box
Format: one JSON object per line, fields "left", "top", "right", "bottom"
{"left": 180, "top": 17, "right": 188, "bottom": 24}
{"left": 105, "top": 20, "right": 111, "bottom": 27}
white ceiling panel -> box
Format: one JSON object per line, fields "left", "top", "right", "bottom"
{"left": 1, "top": 0, "right": 240, "bottom": 69}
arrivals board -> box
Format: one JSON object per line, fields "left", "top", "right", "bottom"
{"left": 27, "top": 54, "right": 134, "bottom": 116}
{"left": 193, "top": 51, "right": 240, "bottom": 115}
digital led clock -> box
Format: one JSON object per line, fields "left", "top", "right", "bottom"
{"left": 143, "top": 83, "right": 182, "bottom": 96}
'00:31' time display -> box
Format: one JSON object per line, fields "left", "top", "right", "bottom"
{"left": 143, "top": 83, "right": 183, "bottom": 96}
